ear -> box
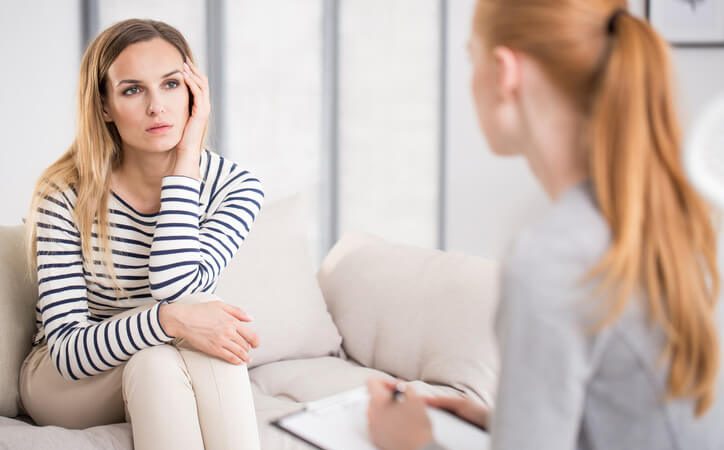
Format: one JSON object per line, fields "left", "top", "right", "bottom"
{"left": 101, "top": 98, "right": 113, "bottom": 123}
{"left": 492, "top": 46, "right": 521, "bottom": 102}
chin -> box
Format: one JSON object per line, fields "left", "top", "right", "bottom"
{"left": 144, "top": 143, "right": 176, "bottom": 153}
{"left": 144, "top": 136, "right": 181, "bottom": 153}
{"left": 489, "top": 146, "right": 519, "bottom": 157}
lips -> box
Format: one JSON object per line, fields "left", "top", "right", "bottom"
{"left": 146, "top": 123, "right": 173, "bottom": 134}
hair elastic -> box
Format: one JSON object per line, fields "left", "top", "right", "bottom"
{"left": 607, "top": 8, "right": 627, "bottom": 35}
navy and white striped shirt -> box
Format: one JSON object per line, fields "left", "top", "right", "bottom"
{"left": 32, "top": 150, "right": 264, "bottom": 380}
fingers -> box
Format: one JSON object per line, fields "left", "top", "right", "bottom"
{"left": 424, "top": 396, "right": 465, "bottom": 412}
{"left": 226, "top": 324, "right": 251, "bottom": 352}
{"left": 184, "top": 59, "right": 209, "bottom": 89}
{"left": 367, "top": 377, "right": 399, "bottom": 404}
{"left": 182, "top": 63, "right": 204, "bottom": 92}
{"left": 217, "top": 323, "right": 251, "bottom": 363}
{"left": 224, "top": 341, "right": 250, "bottom": 364}
{"left": 221, "top": 303, "right": 253, "bottom": 322}
{"left": 181, "top": 61, "right": 210, "bottom": 116}
{"left": 236, "top": 324, "right": 260, "bottom": 349}
{"left": 218, "top": 346, "right": 247, "bottom": 365}
{"left": 182, "top": 62, "right": 209, "bottom": 99}
{"left": 404, "top": 385, "right": 420, "bottom": 399}
{"left": 366, "top": 378, "right": 387, "bottom": 396}
{"left": 182, "top": 65, "right": 203, "bottom": 100}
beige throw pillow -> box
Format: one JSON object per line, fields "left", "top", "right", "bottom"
{"left": 317, "top": 232, "right": 500, "bottom": 405}
{"left": 214, "top": 195, "right": 343, "bottom": 368}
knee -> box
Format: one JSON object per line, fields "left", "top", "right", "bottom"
{"left": 123, "top": 345, "right": 189, "bottom": 393}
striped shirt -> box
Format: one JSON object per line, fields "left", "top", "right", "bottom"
{"left": 32, "top": 150, "right": 264, "bottom": 381}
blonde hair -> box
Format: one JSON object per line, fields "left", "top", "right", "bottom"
{"left": 473, "top": 0, "right": 720, "bottom": 416}
{"left": 26, "top": 19, "right": 195, "bottom": 293}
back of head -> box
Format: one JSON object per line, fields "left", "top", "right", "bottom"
{"left": 473, "top": 0, "right": 720, "bottom": 416}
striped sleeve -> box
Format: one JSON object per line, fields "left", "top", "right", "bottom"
{"left": 148, "top": 168, "right": 264, "bottom": 302}
{"left": 35, "top": 192, "right": 173, "bottom": 380}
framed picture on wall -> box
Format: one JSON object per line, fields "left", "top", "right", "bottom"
{"left": 646, "top": 0, "right": 724, "bottom": 46}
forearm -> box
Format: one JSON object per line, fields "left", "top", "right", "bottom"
{"left": 149, "top": 167, "right": 264, "bottom": 301}
{"left": 158, "top": 301, "right": 184, "bottom": 338}
{"left": 47, "top": 304, "right": 173, "bottom": 380}
{"left": 148, "top": 176, "right": 209, "bottom": 301}
{"left": 172, "top": 150, "right": 201, "bottom": 180}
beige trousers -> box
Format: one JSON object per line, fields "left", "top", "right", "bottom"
{"left": 18, "top": 293, "right": 260, "bottom": 450}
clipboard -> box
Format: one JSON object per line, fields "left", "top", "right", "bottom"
{"left": 271, "top": 386, "right": 490, "bottom": 450}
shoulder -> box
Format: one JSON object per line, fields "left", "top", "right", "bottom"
{"left": 202, "top": 149, "right": 263, "bottom": 192}
{"left": 32, "top": 182, "right": 80, "bottom": 234}
{"left": 36, "top": 182, "right": 78, "bottom": 218}
{"left": 502, "top": 182, "right": 611, "bottom": 312}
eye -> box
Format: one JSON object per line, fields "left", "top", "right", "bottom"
{"left": 164, "top": 79, "right": 180, "bottom": 89}
{"left": 122, "top": 86, "right": 141, "bottom": 96}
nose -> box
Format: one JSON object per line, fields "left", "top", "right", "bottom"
{"left": 147, "top": 102, "right": 166, "bottom": 115}
{"left": 146, "top": 90, "right": 166, "bottom": 115}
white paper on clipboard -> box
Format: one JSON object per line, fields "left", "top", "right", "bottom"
{"left": 272, "top": 386, "right": 490, "bottom": 450}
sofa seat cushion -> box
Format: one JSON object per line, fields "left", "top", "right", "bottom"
{"left": 250, "top": 356, "right": 467, "bottom": 449}
{"left": 0, "top": 416, "right": 132, "bottom": 450}
{"left": 251, "top": 386, "right": 314, "bottom": 450}
{"left": 250, "top": 355, "right": 462, "bottom": 404}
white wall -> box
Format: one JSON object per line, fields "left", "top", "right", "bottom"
{"left": 444, "top": 0, "right": 724, "bottom": 260}
{"left": 338, "top": 0, "right": 439, "bottom": 249}
{"left": 444, "top": 0, "right": 548, "bottom": 260}
{"left": 2, "top": 1, "right": 723, "bottom": 259}
{"left": 97, "top": 0, "right": 207, "bottom": 71}
{"left": 0, "top": 1, "right": 80, "bottom": 226}
{"left": 0, "top": 0, "right": 207, "bottom": 227}
{"left": 224, "top": 0, "right": 323, "bottom": 259}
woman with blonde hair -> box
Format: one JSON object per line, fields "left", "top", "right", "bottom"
{"left": 367, "top": 1, "right": 723, "bottom": 449}
{"left": 20, "top": 18, "right": 263, "bottom": 450}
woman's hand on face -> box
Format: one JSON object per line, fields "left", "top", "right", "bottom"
{"left": 366, "top": 378, "right": 434, "bottom": 450}
{"left": 159, "top": 301, "right": 259, "bottom": 365}
{"left": 424, "top": 395, "right": 489, "bottom": 430}
{"left": 173, "top": 59, "right": 210, "bottom": 179}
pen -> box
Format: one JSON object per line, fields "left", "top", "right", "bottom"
{"left": 391, "top": 382, "right": 407, "bottom": 402}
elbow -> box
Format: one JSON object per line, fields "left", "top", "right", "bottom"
{"left": 48, "top": 342, "right": 82, "bottom": 381}
{"left": 148, "top": 270, "right": 182, "bottom": 302}
{"left": 149, "top": 283, "right": 182, "bottom": 302}
{"left": 149, "top": 270, "right": 202, "bottom": 302}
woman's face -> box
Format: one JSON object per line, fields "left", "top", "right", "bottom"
{"left": 102, "top": 38, "right": 189, "bottom": 154}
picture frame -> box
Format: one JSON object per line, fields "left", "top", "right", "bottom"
{"left": 646, "top": 0, "right": 724, "bottom": 47}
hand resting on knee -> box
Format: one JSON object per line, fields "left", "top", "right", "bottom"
{"left": 158, "top": 301, "right": 259, "bottom": 365}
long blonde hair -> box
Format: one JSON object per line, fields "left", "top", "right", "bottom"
{"left": 26, "top": 19, "right": 195, "bottom": 293}
{"left": 474, "top": 0, "right": 720, "bottom": 416}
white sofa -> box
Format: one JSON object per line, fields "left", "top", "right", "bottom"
{"left": 0, "top": 195, "right": 500, "bottom": 449}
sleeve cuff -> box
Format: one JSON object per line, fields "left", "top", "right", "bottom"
{"left": 159, "top": 176, "right": 202, "bottom": 218}
{"left": 152, "top": 302, "right": 175, "bottom": 342}
{"left": 162, "top": 175, "right": 201, "bottom": 191}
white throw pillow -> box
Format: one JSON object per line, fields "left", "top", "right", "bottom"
{"left": 317, "top": 232, "right": 500, "bottom": 405}
{"left": 214, "top": 195, "right": 343, "bottom": 368}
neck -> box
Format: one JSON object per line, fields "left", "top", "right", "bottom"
{"left": 517, "top": 76, "right": 589, "bottom": 201}
{"left": 113, "top": 146, "right": 176, "bottom": 195}
{"left": 524, "top": 134, "right": 588, "bottom": 200}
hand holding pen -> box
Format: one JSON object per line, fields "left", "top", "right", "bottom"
{"left": 366, "top": 378, "right": 433, "bottom": 450}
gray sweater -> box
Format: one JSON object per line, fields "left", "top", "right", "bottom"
{"left": 424, "top": 181, "right": 724, "bottom": 450}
